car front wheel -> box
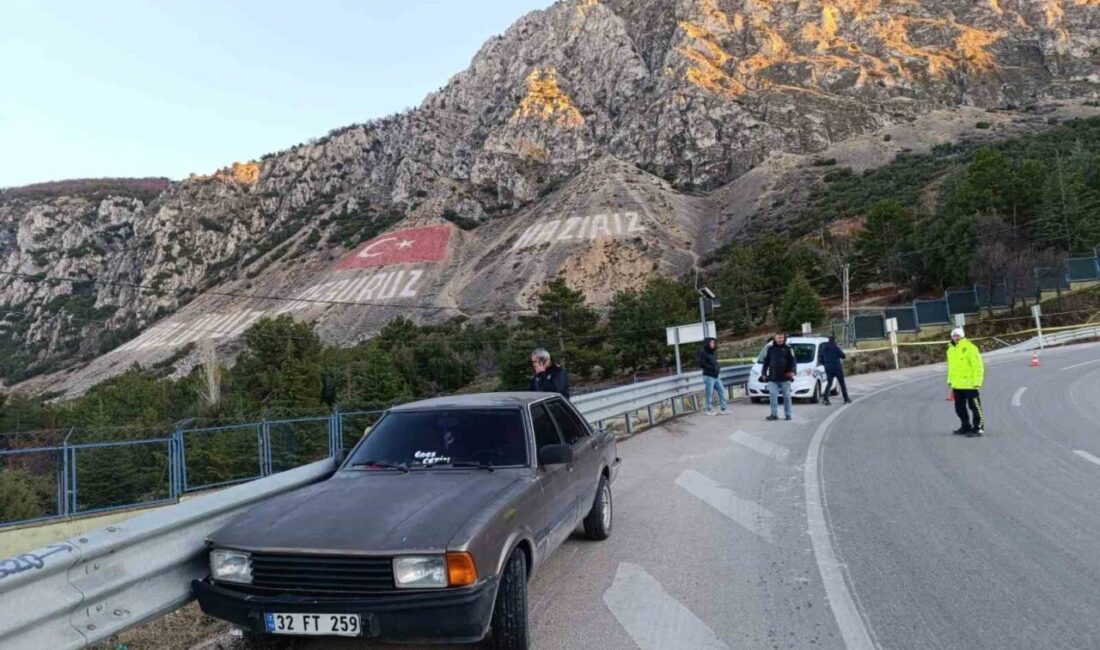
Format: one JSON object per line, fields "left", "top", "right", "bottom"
{"left": 489, "top": 549, "right": 529, "bottom": 650}
{"left": 583, "top": 476, "right": 612, "bottom": 540}
{"left": 808, "top": 381, "right": 821, "bottom": 404}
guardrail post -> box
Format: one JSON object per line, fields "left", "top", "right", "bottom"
{"left": 671, "top": 397, "right": 681, "bottom": 416}
{"left": 624, "top": 413, "right": 635, "bottom": 435}
{"left": 59, "top": 428, "right": 73, "bottom": 517}
{"left": 646, "top": 405, "right": 655, "bottom": 426}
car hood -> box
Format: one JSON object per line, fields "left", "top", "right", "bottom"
{"left": 209, "top": 470, "right": 525, "bottom": 555}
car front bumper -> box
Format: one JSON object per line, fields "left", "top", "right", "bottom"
{"left": 192, "top": 576, "right": 498, "bottom": 644}
{"left": 747, "top": 377, "right": 818, "bottom": 398}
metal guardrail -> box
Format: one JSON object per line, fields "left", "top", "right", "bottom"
{"left": 0, "top": 368, "right": 751, "bottom": 649}
{"left": 0, "top": 459, "right": 335, "bottom": 650}
{"left": 987, "top": 325, "right": 1100, "bottom": 356}
{"left": 573, "top": 366, "right": 752, "bottom": 431}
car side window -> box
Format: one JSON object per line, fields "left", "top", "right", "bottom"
{"left": 531, "top": 404, "right": 563, "bottom": 450}
{"left": 546, "top": 400, "right": 588, "bottom": 446}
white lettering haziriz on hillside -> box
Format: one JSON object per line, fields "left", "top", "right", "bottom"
{"left": 112, "top": 269, "right": 428, "bottom": 354}
{"left": 275, "top": 268, "right": 425, "bottom": 313}
{"left": 116, "top": 309, "right": 267, "bottom": 353}
{"left": 511, "top": 212, "right": 647, "bottom": 252}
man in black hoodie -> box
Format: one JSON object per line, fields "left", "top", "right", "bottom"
{"left": 529, "top": 348, "right": 570, "bottom": 399}
{"left": 761, "top": 332, "right": 798, "bottom": 421}
{"left": 819, "top": 335, "right": 851, "bottom": 406}
{"left": 698, "top": 337, "right": 728, "bottom": 415}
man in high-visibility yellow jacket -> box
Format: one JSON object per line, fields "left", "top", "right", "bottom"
{"left": 947, "top": 327, "right": 985, "bottom": 437}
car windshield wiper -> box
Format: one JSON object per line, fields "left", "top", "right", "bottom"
{"left": 444, "top": 461, "right": 496, "bottom": 472}
{"left": 350, "top": 460, "right": 410, "bottom": 473}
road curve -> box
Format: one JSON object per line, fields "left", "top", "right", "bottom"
{"left": 822, "top": 343, "right": 1100, "bottom": 650}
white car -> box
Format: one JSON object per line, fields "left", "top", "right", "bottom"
{"left": 746, "top": 336, "right": 834, "bottom": 404}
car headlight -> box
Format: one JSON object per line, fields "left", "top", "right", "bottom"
{"left": 393, "top": 556, "right": 448, "bottom": 589}
{"left": 210, "top": 549, "right": 252, "bottom": 584}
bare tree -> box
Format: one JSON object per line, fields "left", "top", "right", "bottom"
{"left": 195, "top": 338, "right": 222, "bottom": 411}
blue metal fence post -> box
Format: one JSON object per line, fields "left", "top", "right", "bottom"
{"left": 68, "top": 446, "right": 79, "bottom": 515}
{"left": 61, "top": 428, "right": 75, "bottom": 516}
{"left": 259, "top": 417, "right": 273, "bottom": 477}
{"left": 329, "top": 407, "right": 340, "bottom": 458}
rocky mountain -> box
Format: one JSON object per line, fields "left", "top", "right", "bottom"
{"left": 2, "top": 0, "right": 1098, "bottom": 394}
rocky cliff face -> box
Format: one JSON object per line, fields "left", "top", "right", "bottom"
{"left": 2, "top": 0, "right": 1098, "bottom": 393}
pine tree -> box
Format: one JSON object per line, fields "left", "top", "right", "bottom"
{"left": 777, "top": 272, "right": 826, "bottom": 332}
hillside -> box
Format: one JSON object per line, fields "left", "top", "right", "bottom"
{"left": 1, "top": 0, "right": 1099, "bottom": 395}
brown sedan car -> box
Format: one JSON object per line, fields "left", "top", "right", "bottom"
{"left": 193, "top": 393, "right": 620, "bottom": 649}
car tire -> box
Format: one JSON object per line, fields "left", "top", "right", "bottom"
{"left": 583, "top": 476, "right": 613, "bottom": 541}
{"left": 489, "top": 549, "right": 529, "bottom": 650}
{"left": 808, "top": 382, "right": 821, "bottom": 404}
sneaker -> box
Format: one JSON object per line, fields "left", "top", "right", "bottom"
{"left": 976, "top": 427, "right": 985, "bottom": 435}
{"left": 843, "top": 399, "right": 852, "bottom": 404}
{"left": 718, "top": 409, "right": 729, "bottom": 415}
{"left": 952, "top": 427, "right": 971, "bottom": 436}
{"left": 766, "top": 415, "right": 779, "bottom": 421}
{"left": 822, "top": 399, "right": 831, "bottom": 406}
{"left": 705, "top": 410, "right": 715, "bottom": 416}
{"left": 785, "top": 415, "right": 792, "bottom": 421}
{"left": 966, "top": 430, "right": 984, "bottom": 438}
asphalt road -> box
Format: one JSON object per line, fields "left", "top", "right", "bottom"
{"left": 204, "top": 342, "right": 1100, "bottom": 650}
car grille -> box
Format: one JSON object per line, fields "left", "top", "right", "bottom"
{"left": 249, "top": 553, "right": 395, "bottom": 594}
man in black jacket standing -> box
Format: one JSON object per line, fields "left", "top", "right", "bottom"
{"left": 820, "top": 335, "right": 851, "bottom": 406}
{"left": 761, "top": 333, "right": 798, "bottom": 421}
{"left": 529, "top": 348, "right": 570, "bottom": 399}
{"left": 698, "top": 337, "right": 728, "bottom": 415}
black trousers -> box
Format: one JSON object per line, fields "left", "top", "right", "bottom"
{"left": 825, "top": 369, "right": 849, "bottom": 401}
{"left": 953, "top": 389, "right": 984, "bottom": 430}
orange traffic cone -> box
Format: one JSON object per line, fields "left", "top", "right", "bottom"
{"left": 1030, "top": 352, "right": 1041, "bottom": 368}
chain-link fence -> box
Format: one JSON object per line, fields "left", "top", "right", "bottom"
{"left": 851, "top": 250, "right": 1100, "bottom": 341}
{"left": 0, "top": 408, "right": 386, "bottom": 529}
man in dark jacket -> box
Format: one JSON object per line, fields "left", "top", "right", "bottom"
{"left": 819, "top": 336, "right": 851, "bottom": 406}
{"left": 697, "top": 337, "right": 728, "bottom": 415}
{"left": 761, "top": 333, "right": 798, "bottom": 421}
{"left": 529, "top": 348, "right": 570, "bottom": 399}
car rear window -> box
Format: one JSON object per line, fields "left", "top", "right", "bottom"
{"left": 756, "top": 343, "right": 818, "bottom": 364}
{"left": 347, "top": 408, "right": 528, "bottom": 469}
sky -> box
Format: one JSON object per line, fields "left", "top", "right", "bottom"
{"left": 0, "top": 0, "right": 551, "bottom": 188}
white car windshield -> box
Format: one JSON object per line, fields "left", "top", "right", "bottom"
{"left": 757, "top": 343, "right": 817, "bottom": 365}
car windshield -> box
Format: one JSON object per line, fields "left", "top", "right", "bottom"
{"left": 756, "top": 343, "right": 817, "bottom": 365}
{"left": 346, "top": 408, "right": 528, "bottom": 469}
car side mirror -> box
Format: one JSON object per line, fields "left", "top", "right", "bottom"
{"left": 538, "top": 444, "right": 573, "bottom": 466}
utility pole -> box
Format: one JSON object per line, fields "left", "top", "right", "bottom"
{"left": 842, "top": 264, "right": 851, "bottom": 345}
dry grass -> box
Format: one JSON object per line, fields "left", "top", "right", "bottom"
{"left": 92, "top": 602, "right": 227, "bottom": 650}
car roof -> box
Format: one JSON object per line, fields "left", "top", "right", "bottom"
{"left": 389, "top": 392, "right": 557, "bottom": 412}
{"left": 761, "top": 336, "right": 829, "bottom": 345}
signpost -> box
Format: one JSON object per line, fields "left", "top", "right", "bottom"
{"left": 886, "top": 317, "right": 900, "bottom": 370}
{"left": 667, "top": 322, "right": 718, "bottom": 375}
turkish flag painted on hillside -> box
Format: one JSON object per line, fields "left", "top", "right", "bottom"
{"left": 335, "top": 225, "right": 453, "bottom": 270}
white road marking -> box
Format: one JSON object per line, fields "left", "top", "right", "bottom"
{"left": 807, "top": 398, "right": 881, "bottom": 650}
{"left": 730, "top": 430, "right": 790, "bottom": 461}
{"left": 1074, "top": 450, "right": 1100, "bottom": 467}
{"left": 1012, "top": 387, "right": 1027, "bottom": 407}
{"left": 603, "top": 562, "right": 729, "bottom": 650}
{"left": 675, "top": 470, "right": 775, "bottom": 542}
{"left": 1062, "top": 358, "right": 1100, "bottom": 371}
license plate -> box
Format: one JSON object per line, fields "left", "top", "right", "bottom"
{"left": 264, "top": 612, "right": 362, "bottom": 637}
